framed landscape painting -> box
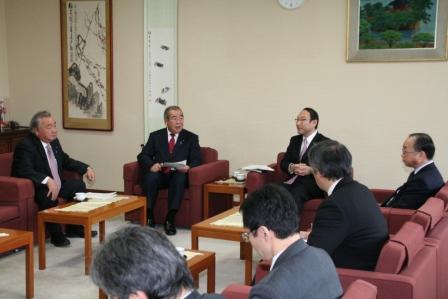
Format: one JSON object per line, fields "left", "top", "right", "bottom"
{"left": 60, "top": 0, "right": 113, "bottom": 130}
{"left": 347, "top": 0, "right": 448, "bottom": 62}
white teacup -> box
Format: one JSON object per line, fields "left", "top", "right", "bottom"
{"left": 235, "top": 173, "right": 245, "bottom": 181}
{"left": 74, "top": 192, "right": 87, "bottom": 201}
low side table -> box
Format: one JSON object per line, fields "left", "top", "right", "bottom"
{"left": 0, "top": 228, "right": 34, "bottom": 298}
{"left": 203, "top": 181, "right": 246, "bottom": 219}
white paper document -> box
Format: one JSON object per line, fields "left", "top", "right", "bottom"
{"left": 241, "top": 164, "right": 274, "bottom": 172}
{"left": 85, "top": 192, "right": 117, "bottom": 200}
{"left": 161, "top": 160, "right": 187, "bottom": 169}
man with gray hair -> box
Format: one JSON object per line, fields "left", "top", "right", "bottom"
{"left": 91, "top": 225, "right": 223, "bottom": 299}
{"left": 307, "top": 140, "right": 388, "bottom": 271}
{"left": 12, "top": 110, "right": 96, "bottom": 247}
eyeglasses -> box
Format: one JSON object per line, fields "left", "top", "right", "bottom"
{"left": 294, "top": 118, "right": 310, "bottom": 123}
{"left": 168, "top": 116, "right": 184, "bottom": 122}
{"left": 241, "top": 228, "right": 258, "bottom": 243}
{"left": 401, "top": 150, "right": 419, "bottom": 155}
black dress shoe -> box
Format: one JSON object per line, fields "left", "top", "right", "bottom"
{"left": 65, "top": 229, "right": 98, "bottom": 238}
{"left": 50, "top": 233, "right": 71, "bottom": 247}
{"left": 164, "top": 221, "right": 177, "bottom": 235}
{"left": 147, "top": 218, "right": 155, "bottom": 228}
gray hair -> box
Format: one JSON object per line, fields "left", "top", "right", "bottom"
{"left": 164, "top": 105, "right": 183, "bottom": 120}
{"left": 91, "top": 225, "right": 193, "bottom": 299}
{"left": 29, "top": 110, "right": 52, "bottom": 132}
{"left": 308, "top": 140, "right": 353, "bottom": 180}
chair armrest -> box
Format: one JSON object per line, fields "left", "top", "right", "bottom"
{"left": 221, "top": 284, "right": 252, "bottom": 299}
{"left": 337, "top": 268, "right": 414, "bottom": 298}
{"left": 245, "top": 162, "right": 279, "bottom": 194}
{"left": 0, "top": 176, "right": 34, "bottom": 203}
{"left": 189, "top": 160, "right": 229, "bottom": 186}
{"left": 370, "top": 188, "right": 395, "bottom": 204}
{"left": 123, "top": 161, "right": 140, "bottom": 182}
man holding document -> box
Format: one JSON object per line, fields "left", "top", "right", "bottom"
{"left": 138, "top": 106, "right": 202, "bottom": 235}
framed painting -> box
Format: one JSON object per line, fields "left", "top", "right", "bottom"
{"left": 347, "top": 0, "right": 448, "bottom": 62}
{"left": 60, "top": 0, "right": 113, "bottom": 130}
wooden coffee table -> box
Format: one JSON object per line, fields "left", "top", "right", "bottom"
{"left": 203, "top": 181, "right": 246, "bottom": 219}
{"left": 191, "top": 206, "right": 253, "bottom": 285}
{"left": 38, "top": 195, "right": 146, "bottom": 275}
{"left": 98, "top": 249, "right": 215, "bottom": 299}
{"left": 0, "top": 228, "right": 34, "bottom": 298}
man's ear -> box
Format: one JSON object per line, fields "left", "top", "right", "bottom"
{"left": 129, "top": 291, "right": 148, "bottom": 299}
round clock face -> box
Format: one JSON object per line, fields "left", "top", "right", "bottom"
{"left": 278, "top": 0, "right": 305, "bottom": 10}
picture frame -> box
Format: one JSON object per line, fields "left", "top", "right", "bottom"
{"left": 60, "top": 0, "right": 113, "bottom": 130}
{"left": 347, "top": 0, "right": 448, "bottom": 62}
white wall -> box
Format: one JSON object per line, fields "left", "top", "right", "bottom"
{"left": 178, "top": 0, "right": 448, "bottom": 189}
{"left": 0, "top": 0, "right": 10, "bottom": 98}
{"left": 4, "top": 0, "right": 448, "bottom": 191}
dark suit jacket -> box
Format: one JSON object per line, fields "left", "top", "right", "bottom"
{"left": 308, "top": 177, "right": 389, "bottom": 271}
{"left": 382, "top": 162, "right": 444, "bottom": 209}
{"left": 186, "top": 290, "right": 223, "bottom": 299}
{"left": 250, "top": 239, "right": 343, "bottom": 299}
{"left": 138, "top": 128, "right": 202, "bottom": 173}
{"left": 280, "top": 132, "right": 329, "bottom": 197}
{"left": 12, "top": 133, "right": 88, "bottom": 190}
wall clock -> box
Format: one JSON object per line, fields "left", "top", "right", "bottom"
{"left": 278, "top": 0, "right": 304, "bottom": 10}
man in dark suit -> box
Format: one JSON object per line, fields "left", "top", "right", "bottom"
{"left": 91, "top": 226, "right": 223, "bottom": 299}
{"left": 240, "top": 184, "right": 343, "bottom": 299}
{"left": 307, "top": 140, "right": 389, "bottom": 271}
{"left": 138, "top": 106, "right": 201, "bottom": 235}
{"left": 12, "top": 111, "right": 96, "bottom": 247}
{"left": 280, "top": 107, "right": 329, "bottom": 211}
{"left": 382, "top": 133, "right": 444, "bottom": 209}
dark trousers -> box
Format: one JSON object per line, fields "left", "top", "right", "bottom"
{"left": 35, "top": 179, "right": 86, "bottom": 236}
{"left": 142, "top": 171, "right": 187, "bottom": 214}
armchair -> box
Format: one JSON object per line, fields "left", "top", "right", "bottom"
{"left": 342, "top": 279, "right": 377, "bottom": 299}
{"left": 123, "top": 147, "right": 231, "bottom": 227}
{"left": 337, "top": 221, "right": 437, "bottom": 299}
{"left": 0, "top": 152, "right": 82, "bottom": 241}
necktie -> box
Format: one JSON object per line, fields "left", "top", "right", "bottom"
{"left": 46, "top": 144, "right": 61, "bottom": 188}
{"left": 168, "top": 133, "right": 175, "bottom": 154}
{"left": 299, "top": 138, "right": 308, "bottom": 161}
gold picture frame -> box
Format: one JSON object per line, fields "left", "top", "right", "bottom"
{"left": 60, "top": 0, "right": 113, "bottom": 130}
{"left": 347, "top": 0, "right": 448, "bottom": 62}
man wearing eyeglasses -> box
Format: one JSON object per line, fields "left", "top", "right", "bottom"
{"left": 240, "top": 184, "right": 342, "bottom": 299}
{"left": 280, "top": 107, "right": 329, "bottom": 211}
{"left": 381, "top": 133, "right": 444, "bottom": 209}
{"left": 138, "top": 106, "right": 202, "bottom": 235}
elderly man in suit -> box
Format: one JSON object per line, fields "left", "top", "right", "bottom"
{"left": 12, "top": 110, "right": 96, "bottom": 247}
{"left": 382, "top": 133, "right": 444, "bottom": 209}
{"left": 307, "top": 140, "right": 389, "bottom": 271}
{"left": 138, "top": 106, "right": 201, "bottom": 235}
{"left": 240, "top": 184, "right": 343, "bottom": 299}
{"left": 280, "top": 107, "right": 330, "bottom": 211}
{"left": 91, "top": 226, "right": 224, "bottom": 299}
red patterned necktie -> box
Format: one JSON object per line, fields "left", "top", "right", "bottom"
{"left": 46, "top": 144, "right": 61, "bottom": 188}
{"left": 168, "top": 133, "right": 175, "bottom": 154}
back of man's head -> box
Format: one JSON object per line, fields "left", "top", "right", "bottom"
{"left": 91, "top": 225, "right": 193, "bottom": 299}
{"left": 308, "top": 140, "right": 353, "bottom": 180}
{"left": 409, "top": 133, "right": 435, "bottom": 159}
{"left": 240, "top": 184, "right": 298, "bottom": 239}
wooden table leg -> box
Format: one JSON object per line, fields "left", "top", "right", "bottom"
{"left": 84, "top": 224, "right": 92, "bottom": 275}
{"left": 99, "top": 288, "right": 107, "bottom": 299}
{"left": 203, "top": 186, "right": 210, "bottom": 219}
{"left": 191, "top": 231, "right": 199, "bottom": 250}
{"left": 38, "top": 214, "right": 46, "bottom": 270}
{"left": 99, "top": 221, "right": 106, "bottom": 244}
{"left": 139, "top": 205, "right": 147, "bottom": 225}
{"left": 25, "top": 234, "right": 34, "bottom": 298}
{"left": 243, "top": 242, "right": 253, "bottom": 285}
{"left": 207, "top": 254, "right": 216, "bottom": 293}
